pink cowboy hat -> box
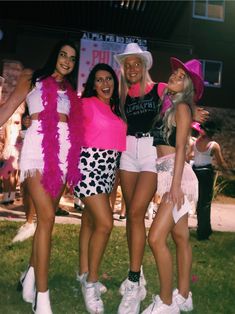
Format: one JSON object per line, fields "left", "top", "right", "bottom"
{"left": 170, "top": 57, "right": 204, "bottom": 100}
{"left": 191, "top": 121, "right": 204, "bottom": 134}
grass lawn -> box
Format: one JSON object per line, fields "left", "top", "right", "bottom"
{"left": 0, "top": 221, "right": 234, "bottom": 314}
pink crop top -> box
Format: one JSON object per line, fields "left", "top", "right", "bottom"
{"left": 79, "top": 96, "right": 127, "bottom": 152}
{"left": 26, "top": 81, "right": 70, "bottom": 116}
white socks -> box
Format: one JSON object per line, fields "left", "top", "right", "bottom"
{"left": 33, "top": 290, "right": 53, "bottom": 314}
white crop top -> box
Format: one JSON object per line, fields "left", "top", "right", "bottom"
{"left": 193, "top": 141, "right": 215, "bottom": 166}
{"left": 26, "top": 81, "right": 70, "bottom": 116}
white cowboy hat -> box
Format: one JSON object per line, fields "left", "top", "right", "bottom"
{"left": 114, "top": 43, "right": 153, "bottom": 70}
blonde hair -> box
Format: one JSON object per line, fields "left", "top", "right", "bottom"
{"left": 119, "top": 55, "right": 154, "bottom": 120}
{"left": 161, "top": 74, "right": 195, "bottom": 144}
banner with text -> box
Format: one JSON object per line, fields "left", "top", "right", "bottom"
{"left": 78, "top": 32, "right": 148, "bottom": 94}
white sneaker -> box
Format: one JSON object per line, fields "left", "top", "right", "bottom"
{"left": 119, "top": 265, "right": 147, "bottom": 296}
{"left": 76, "top": 272, "right": 107, "bottom": 294}
{"left": 18, "top": 266, "right": 35, "bottom": 303}
{"left": 81, "top": 280, "right": 104, "bottom": 314}
{"left": 118, "top": 279, "right": 147, "bottom": 314}
{"left": 32, "top": 290, "right": 53, "bottom": 314}
{"left": 12, "top": 222, "right": 36, "bottom": 243}
{"left": 142, "top": 295, "right": 180, "bottom": 314}
{"left": 173, "top": 289, "right": 193, "bottom": 312}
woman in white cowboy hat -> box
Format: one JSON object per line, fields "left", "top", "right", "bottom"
{"left": 141, "top": 57, "right": 204, "bottom": 314}
{"left": 114, "top": 43, "right": 162, "bottom": 314}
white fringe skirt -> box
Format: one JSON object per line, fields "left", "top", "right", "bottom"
{"left": 156, "top": 154, "right": 198, "bottom": 223}
{"left": 19, "top": 120, "right": 70, "bottom": 184}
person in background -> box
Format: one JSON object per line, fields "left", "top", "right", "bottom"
{"left": 74, "top": 196, "right": 85, "bottom": 211}
{"left": 74, "top": 63, "right": 126, "bottom": 314}
{"left": 12, "top": 112, "right": 36, "bottom": 243}
{"left": 0, "top": 111, "right": 23, "bottom": 204}
{"left": 12, "top": 182, "right": 37, "bottom": 243}
{"left": 146, "top": 193, "right": 159, "bottom": 220}
{"left": 3, "top": 39, "right": 81, "bottom": 314}
{"left": 192, "top": 117, "right": 227, "bottom": 241}
{"left": 142, "top": 57, "right": 203, "bottom": 314}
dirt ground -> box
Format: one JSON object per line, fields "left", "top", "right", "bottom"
{"left": 0, "top": 192, "right": 234, "bottom": 232}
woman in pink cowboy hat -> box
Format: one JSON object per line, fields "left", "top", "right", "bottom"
{"left": 141, "top": 57, "right": 204, "bottom": 313}
{"left": 114, "top": 43, "right": 207, "bottom": 314}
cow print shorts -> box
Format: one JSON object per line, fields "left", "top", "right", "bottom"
{"left": 74, "top": 147, "right": 119, "bottom": 199}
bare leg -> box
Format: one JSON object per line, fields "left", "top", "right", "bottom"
{"left": 119, "top": 170, "right": 138, "bottom": 257}
{"left": 8, "top": 170, "right": 18, "bottom": 192}
{"left": 148, "top": 199, "right": 175, "bottom": 305}
{"left": 109, "top": 169, "right": 120, "bottom": 212}
{"left": 171, "top": 214, "right": 192, "bottom": 298}
{"left": 120, "top": 170, "right": 157, "bottom": 271}
{"left": 79, "top": 208, "right": 93, "bottom": 274}
{"left": 81, "top": 193, "right": 113, "bottom": 283}
{"left": 22, "top": 182, "right": 36, "bottom": 223}
{"left": 26, "top": 171, "right": 65, "bottom": 292}
{"left": 119, "top": 195, "right": 126, "bottom": 217}
{"left": 2, "top": 170, "right": 18, "bottom": 200}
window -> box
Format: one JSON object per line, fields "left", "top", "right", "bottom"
{"left": 200, "top": 59, "right": 223, "bottom": 88}
{"left": 193, "top": 0, "right": 225, "bottom": 21}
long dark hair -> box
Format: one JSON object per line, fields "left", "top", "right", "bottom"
{"left": 201, "top": 116, "right": 222, "bottom": 137}
{"left": 32, "top": 39, "right": 79, "bottom": 90}
{"left": 82, "top": 63, "right": 121, "bottom": 117}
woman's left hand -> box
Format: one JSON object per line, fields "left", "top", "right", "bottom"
{"left": 194, "top": 107, "right": 209, "bottom": 123}
{"left": 166, "top": 185, "right": 185, "bottom": 211}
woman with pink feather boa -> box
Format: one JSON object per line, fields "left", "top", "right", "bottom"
{"left": 3, "top": 40, "right": 81, "bottom": 314}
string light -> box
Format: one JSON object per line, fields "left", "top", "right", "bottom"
{"left": 110, "top": 0, "right": 146, "bottom": 12}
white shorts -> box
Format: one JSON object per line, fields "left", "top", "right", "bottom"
{"left": 19, "top": 120, "right": 70, "bottom": 183}
{"left": 119, "top": 135, "right": 157, "bottom": 173}
{"left": 156, "top": 154, "right": 198, "bottom": 223}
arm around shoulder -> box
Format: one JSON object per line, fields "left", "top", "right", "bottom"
{"left": 193, "top": 106, "right": 209, "bottom": 123}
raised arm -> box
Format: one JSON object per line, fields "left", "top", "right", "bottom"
{"left": 0, "top": 69, "right": 32, "bottom": 127}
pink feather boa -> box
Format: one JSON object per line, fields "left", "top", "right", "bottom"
{"left": 39, "top": 76, "right": 81, "bottom": 198}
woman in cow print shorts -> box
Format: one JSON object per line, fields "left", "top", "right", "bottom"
{"left": 76, "top": 147, "right": 118, "bottom": 198}
{"left": 74, "top": 63, "right": 126, "bottom": 314}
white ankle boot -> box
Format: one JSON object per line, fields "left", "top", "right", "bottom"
{"left": 18, "top": 266, "right": 35, "bottom": 303}
{"left": 33, "top": 290, "right": 53, "bottom": 314}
